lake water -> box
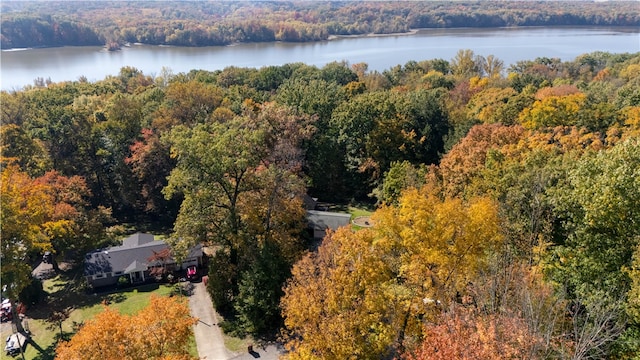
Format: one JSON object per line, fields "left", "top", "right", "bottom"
{"left": 1, "top": 27, "right": 639, "bottom": 91}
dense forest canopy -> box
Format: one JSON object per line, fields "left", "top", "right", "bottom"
{"left": 1, "top": 1, "right": 639, "bottom": 48}
{"left": 3, "top": 47, "right": 640, "bottom": 358}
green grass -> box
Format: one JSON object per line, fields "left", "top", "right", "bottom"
{"left": 348, "top": 206, "right": 373, "bottom": 219}
{"left": 2, "top": 276, "right": 190, "bottom": 360}
{"left": 2, "top": 316, "right": 55, "bottom": 360}
{"left": 187, "top": 335, "right": 199, "bottom": 358}
{"left": 224, "top": 334, "right": 250, "bottom": 353}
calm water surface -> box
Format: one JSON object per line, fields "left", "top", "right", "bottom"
{"left": 1, "top": 27, "right": 639, "bottom": 90}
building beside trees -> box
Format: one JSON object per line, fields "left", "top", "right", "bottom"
{"left": 84, "top": 233, "right": 203, "bottom": 288}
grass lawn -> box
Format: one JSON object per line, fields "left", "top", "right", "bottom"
{"left": 224, "top": 334, "right": 249, "bottom": 353}
{"left": 2, "top": 274, "right": 196, "bottom": 360}
{"left": 323, "top": 202, "right": 375, "bottom": 218}
{"left": 348, "top": 206, "right": 373, "bottom": 219}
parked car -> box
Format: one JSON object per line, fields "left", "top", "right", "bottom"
{"left": 1, "top": 300, "right": 12, "bottom": 323}
{"left": 186, "top": 266, "right": 198, "bottom": 281}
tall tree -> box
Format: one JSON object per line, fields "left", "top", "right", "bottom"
{"left": 547, "top": 137, "right": 640, "bottom": 302}
{"left": 330, "top": 88, "right": 447, "bottom": 193}
{"left": 276, "top": 77, "right": 348, "bottom": 198}
{"left": 126, "top": 128, "right": 177, "bottom": 217}
{"left": 450, "top": 49, "right": 482, "bottom": 79}
{"left": 35, "top": 170, "right": 111, "bottom": 260}
{"left": 164, "top": 103, "right": 312, "bottom": 333}
{"left": 0, "top": 123, "right": 51, "bottom": 176}
{"left": 545, "top": 138, "right": 640, "bottom": 357}
{"left": 1, "top": 165, "right": 58, "bottom": 299}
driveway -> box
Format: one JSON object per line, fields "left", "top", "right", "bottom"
{"left": 189, "top": 281, "right": 284, "bottom": 360}
{"left": 189, "top": 281, "right": 232, "bottom": 360}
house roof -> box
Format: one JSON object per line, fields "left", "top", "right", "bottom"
{"left": 306, "top": 210, "right": 352, "bottom": 231}
{"left": 303, "top": 194, "right": 318, "bottom": 210}
{"left": 84, "top": 233, "right": 202, "bottom": 276}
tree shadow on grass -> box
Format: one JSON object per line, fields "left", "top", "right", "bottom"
{"left": 29, "top": 274, "right": 162, "bottom": 321}
{"left": 28, "top": 333, "right": 70, "bottom": 360}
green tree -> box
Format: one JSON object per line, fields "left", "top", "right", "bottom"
{"left": 545, "top": 138, "right": 640, "bottom": 357}
{"left": 330, "top": 89, "right": 447, "bottom": 194}
{"left": 319, "top": 61, "right": 358, "bottom": 86}
{"left": 154, "top": 80, "right": 224, "bottom": 130}
{"left": 547, "top": 138, "right": 640, "bottom": 301}
{"left": 1, "top": 123, "right": 51, "bottom": 176}
{"left": 374, "top": 160, "right": 427, "bottom": 205}
{"left": 276, "top": 77, "right": 349, "bottom": 199}
{"left": 165, "top": 103, "right": 311, "bottom": 333}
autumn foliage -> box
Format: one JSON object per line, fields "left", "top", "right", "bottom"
{"left": 281, "top": 188, "right": 504, "bottom": 359}
{"left": 406, "top": 306, "right": 543, "bottom": 360}
{"left": 55, "top": 295, "right": 196, "bottom": 360}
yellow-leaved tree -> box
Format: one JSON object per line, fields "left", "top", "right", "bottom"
{"left": 518, "top": 88, "right": 586, "bottom": 129}
{"left": 374, "top": 187, "right": 503, "bottom": 302}
{"left": 281, "top": 185, "right": 503, "bottom": 359}
{"left": 55, "top": 295, "right": 196, "bottom": 360}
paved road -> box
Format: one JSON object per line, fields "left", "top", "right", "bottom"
{"left": 189, "top": 281, "right": 233, "bottom": 360}
{"left": 228, "top": 343, "right": 284, "bottom": 360}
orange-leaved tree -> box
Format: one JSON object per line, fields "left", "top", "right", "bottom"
{"left": 1, "top": 164, "right": 65, "bottom": 299}
{"left": 404, "top": 305, "right": 544, "bottom": 360}
{"left": 55, "top": 295, "right": 196, "bottom": 360}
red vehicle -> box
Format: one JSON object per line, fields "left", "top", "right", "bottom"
{"left": 186, "top": 266, "right": 198, "bottom": 281}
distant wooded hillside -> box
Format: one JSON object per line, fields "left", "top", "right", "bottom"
{"left": 1, "top": 1, "right": 638, "bottom": 48}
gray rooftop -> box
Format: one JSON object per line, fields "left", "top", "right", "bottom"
{"left": 84, "top": 233, "right": 201, "bottom": 276}
{"left": 306, "top": 210, "right": 352, "bottom": 231}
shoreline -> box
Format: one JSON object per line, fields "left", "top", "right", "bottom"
{"left": 327, "top": 29, "right": 419, "bottom": 41}
{"left": 3, "top": 25, "right": 639, "bottom": 51}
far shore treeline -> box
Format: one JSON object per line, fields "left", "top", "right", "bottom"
{"left": 1, "top": 1, "right": 639, "bottom": 49}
